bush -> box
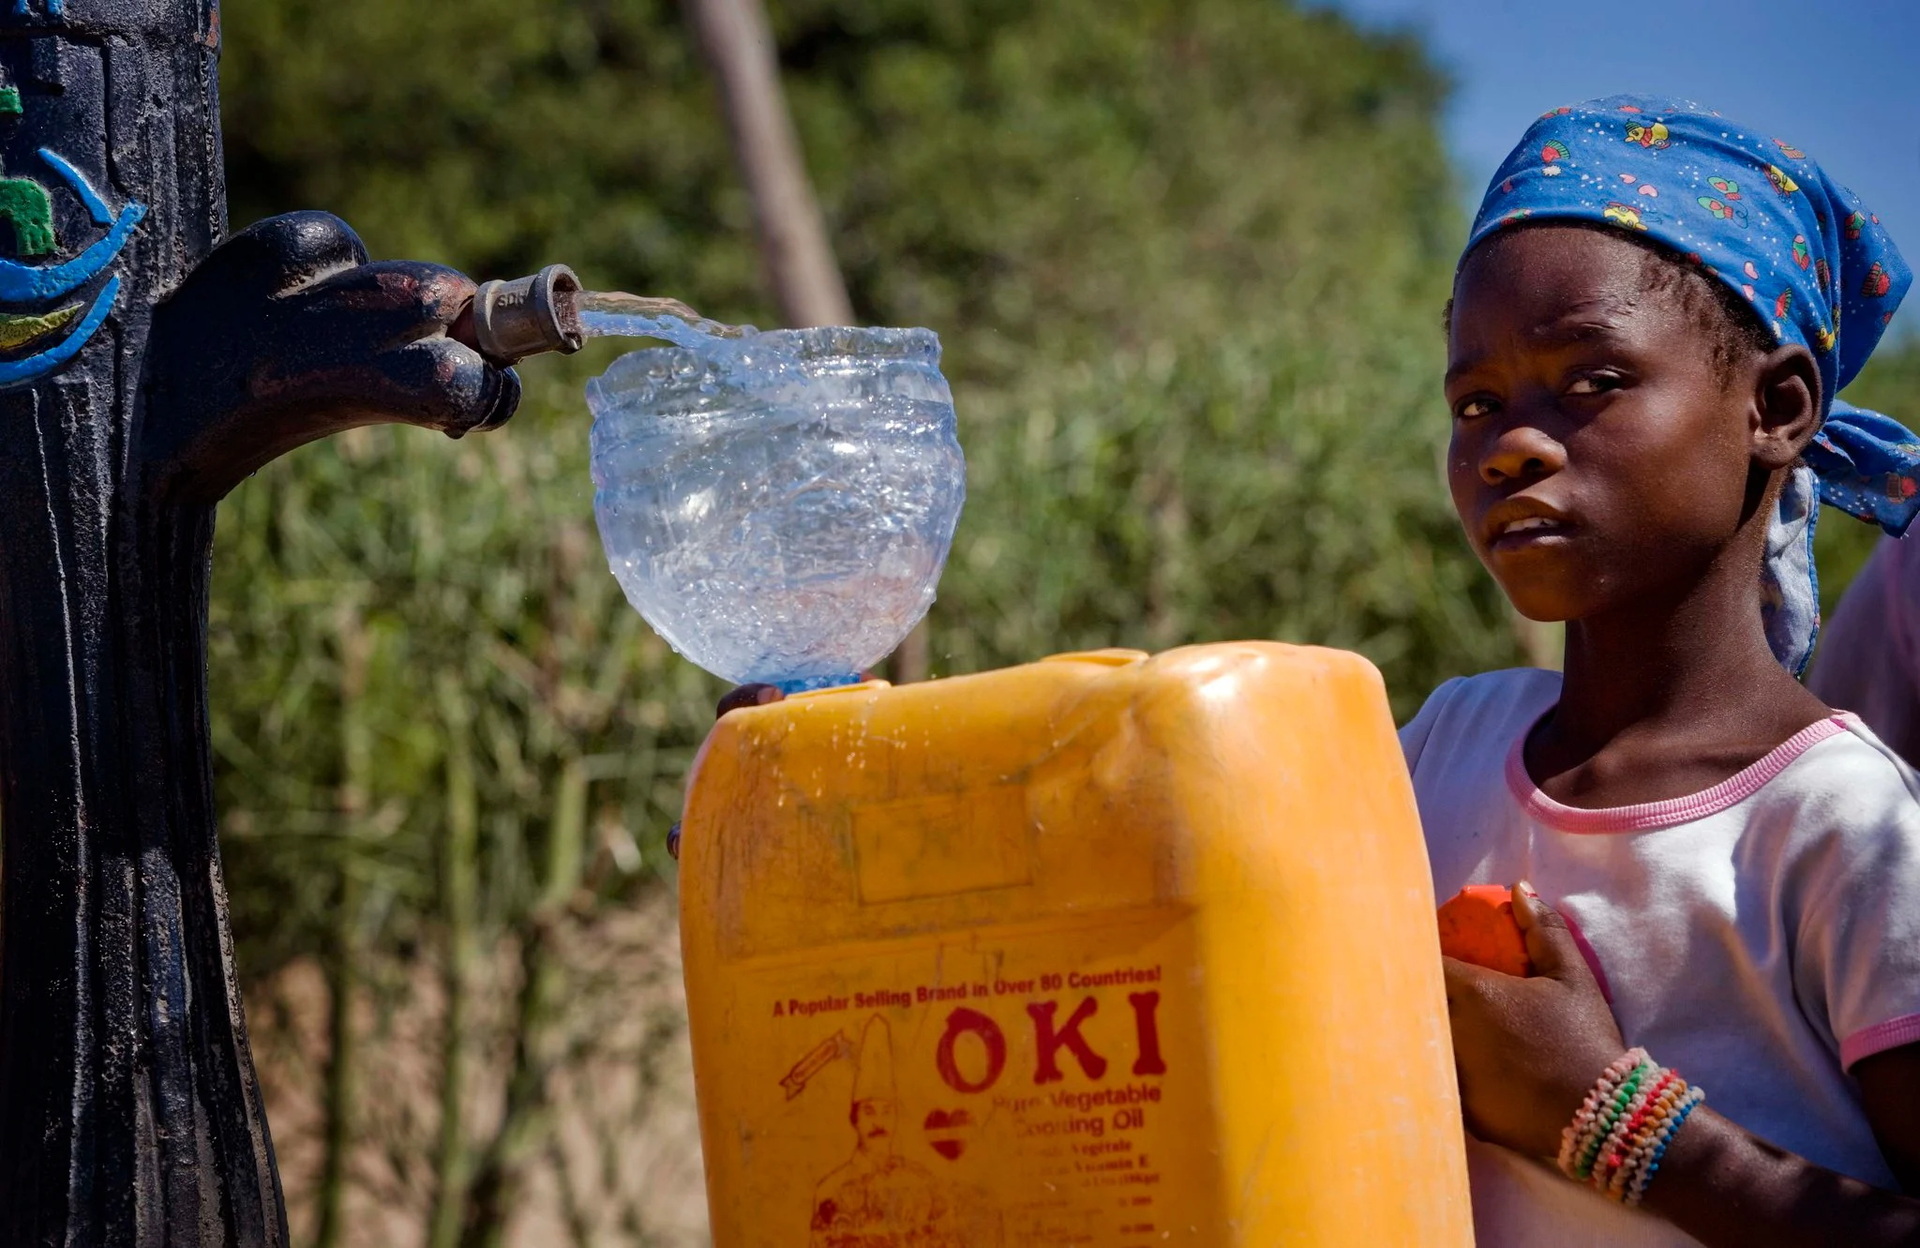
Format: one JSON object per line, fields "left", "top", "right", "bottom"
{"left": 215, "top": 0, "right": 1518, "bottom": 982}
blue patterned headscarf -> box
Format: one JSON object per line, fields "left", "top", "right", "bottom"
{"left": 1467, "top": 95, "right": 1916, "bottom": 674}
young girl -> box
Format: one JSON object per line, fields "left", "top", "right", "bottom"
{"left": 1408, "top": 96, "right": 1920, "bottom": 1245}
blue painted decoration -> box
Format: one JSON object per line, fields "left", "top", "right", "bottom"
{"left": 0, "top": 102, "right": 147, "bottom": 389}
{"left": 0, "top": 193, "right": 144, "bottom": 303}
{"left": 0, "top": 273, "right": 115, "bottom": 386}
{"left": 40, "top": 148, "right": 116, "bottom": 227}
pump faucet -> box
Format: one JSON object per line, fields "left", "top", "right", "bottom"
{"left": 456, "top": 263, "right": 587, "bottom": 364}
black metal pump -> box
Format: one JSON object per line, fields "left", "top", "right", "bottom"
{"left": 0, "top": 4, "right": 574, "bottom": 1243}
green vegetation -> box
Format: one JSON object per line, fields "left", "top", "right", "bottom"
{"left": 211, "top": 0, "right": 1917, "bottom": 1239}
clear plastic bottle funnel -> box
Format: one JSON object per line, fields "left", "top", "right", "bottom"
{"left": 587, "top": 326, "right": 965, "bottom": 693}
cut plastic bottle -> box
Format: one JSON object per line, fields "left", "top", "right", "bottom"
{"left": 587, "top": 324, "right": 965, "bottom": 692}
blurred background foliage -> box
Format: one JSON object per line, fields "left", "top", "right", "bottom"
{"left": 209, "top": 1, "right": 1917, "bottom": 1242}
{"left": 1816, "top": 346, "right": 1920, "bottom": 614}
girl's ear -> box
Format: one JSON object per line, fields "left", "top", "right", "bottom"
{"left": 1751, "top": 343, "right": 1822, "bottom": 470}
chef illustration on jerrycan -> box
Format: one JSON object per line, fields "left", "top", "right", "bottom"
{"left": 798, "top": 1015, "right": 981, "bottom": 1248}
{"left": 583, "top": 311, "right": 1472, "bottom": 1244}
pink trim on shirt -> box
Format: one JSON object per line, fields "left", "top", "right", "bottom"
{"left": 1505, "top": 713, "right": 1855, "bottom": 833}
{"left": 1842, "top": 1013, "right": 1920, "bottom": 1070}
{"left": 1560, "top": 911, "right": 1613, "bottom": 1005}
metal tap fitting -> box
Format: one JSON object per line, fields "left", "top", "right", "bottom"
{"left": 466, "top": 263, "right": 584, "bottom": 365}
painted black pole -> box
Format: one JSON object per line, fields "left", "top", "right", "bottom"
{"left": 0, "top": 3, "right": 528, "bottom": 1243}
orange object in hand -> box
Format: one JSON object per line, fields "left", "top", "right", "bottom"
{"left": 1437, "top": 884, "right": 1533, "bottom": 976}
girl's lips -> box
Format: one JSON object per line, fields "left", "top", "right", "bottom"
{"left": 1482, "top": 496, "right": 1576, "bottom": 551}
{"left": 1488, "top": 515, "right": 1575, "bottom": 552}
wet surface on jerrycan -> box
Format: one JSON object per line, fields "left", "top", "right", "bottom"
{"left": 678, "top": 643, "right": 1472, "bottom": 1246}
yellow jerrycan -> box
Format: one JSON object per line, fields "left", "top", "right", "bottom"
{"left": 678, "top": 643, "right": 1471, "bottom": 1246}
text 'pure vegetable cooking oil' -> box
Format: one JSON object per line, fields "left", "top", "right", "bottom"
{"left": 678, "top": 643, "right": 1472, "bottom": 1246}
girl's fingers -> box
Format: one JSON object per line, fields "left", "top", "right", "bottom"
{"left": 715, "top": 675, "right": 887, "bottom": 721}
{"left": 1510, "top": 881, "right": 1589, "bottom": 985}
{"left": 1440, "top": 953, "right": 1496, "bottom": 1004}
{"left": 716, "top": 683, "right": 784, "bottom": 719}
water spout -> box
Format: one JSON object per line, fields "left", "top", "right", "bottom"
{"left": 463, "top": 263, "right": 584, "bottom": 363}
{"left": 459, "top": 265, "right": 756, "bottom": 363}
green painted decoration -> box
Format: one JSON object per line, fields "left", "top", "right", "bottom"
{"left": 0, "top": 176, "right": 54, "bottom": 257}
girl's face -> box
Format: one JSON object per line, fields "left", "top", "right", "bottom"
{"left": 1445, "top": 226, "right": 1763, "bottom": 623}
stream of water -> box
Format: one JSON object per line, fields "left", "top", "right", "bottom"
{"left": 576, "top": 289, "right": 757, "bottom": 348}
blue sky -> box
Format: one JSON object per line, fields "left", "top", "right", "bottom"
{"left": 1319, "top": 0, "right": 1920, "bottom": 335}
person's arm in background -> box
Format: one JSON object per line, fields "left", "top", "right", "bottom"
{"left": 1810, "top": 536, "right": 1920, "bottom": 767}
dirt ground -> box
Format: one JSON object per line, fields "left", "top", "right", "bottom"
{"left": 250, "top": 896, "right": 713, "bottom": 1247}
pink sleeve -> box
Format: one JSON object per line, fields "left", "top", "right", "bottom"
{"left": 1789, "top": 736, "right": 1920, "bottom": 1070}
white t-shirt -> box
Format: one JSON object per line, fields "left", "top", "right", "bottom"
{"left": 1401, "top": 668, "right": 1920, "bottom": 1248}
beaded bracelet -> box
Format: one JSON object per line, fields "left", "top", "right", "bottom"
{"left": 1557, "top": 1049, "right": 1644, "bottom": 1174}
{"left": 1602, "top": 1074, "right": 1682, "bottom": 1198}
{"left": 1629, "top": 1087, "right": 1705, "bottom": 1206}
{"left": 1570, "top": 1053, "right": 1650, "bottom": 1186}
{"left": 1556, "top": 1049, "right": 1706, "bottom": 1206}
{"left": 1581, "top": 1058, "right": 1666, "bottom": 1193}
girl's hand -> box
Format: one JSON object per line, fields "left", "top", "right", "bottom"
{"left": 714, "top": 672, "right": 883, "bottom": 720}
{"left": 716, "top": 684, "right": 785, "bottom": 719}
{"left": 1442, "top": 882, "right": 1626, "bottom": 1159}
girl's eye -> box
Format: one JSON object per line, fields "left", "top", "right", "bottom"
{"left": 1567, "top": 373, "right": 1623, "bottom": 396}
{"left": 1455, "top": 397, "right": 1498, "bottom": 420}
